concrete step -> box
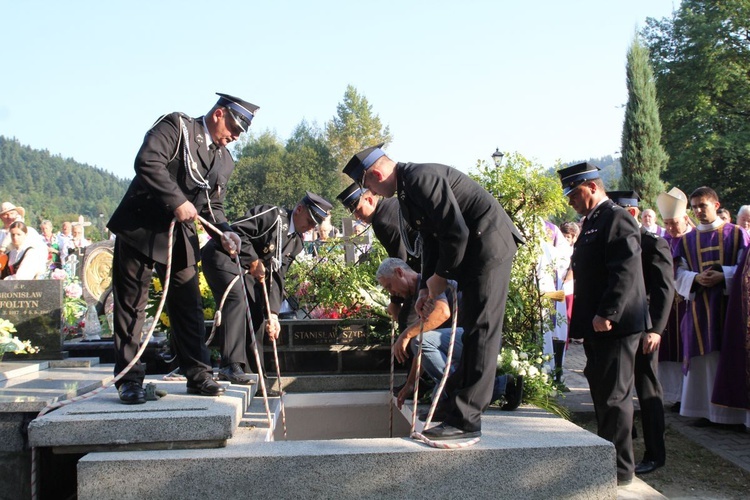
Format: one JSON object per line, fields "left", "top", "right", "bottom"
{"left": 27, "top": 376, "right": 265, "bottom": 453}
{"left": 77, "top": 403, "right": 619, "bottom": 500}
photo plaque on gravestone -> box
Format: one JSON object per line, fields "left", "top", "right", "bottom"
{"left": 0, "top": 279, "right": 64, "bottom": 360}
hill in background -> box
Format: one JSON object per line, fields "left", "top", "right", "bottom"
{"left": 0, "top": 136, "right": 129, "bottom": 239}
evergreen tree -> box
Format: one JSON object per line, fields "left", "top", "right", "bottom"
{"left": 620, "top": 34, "right": 668, "bottom": 209}
{"left": 642, "top": 0, "right": 750, "bottom": 211}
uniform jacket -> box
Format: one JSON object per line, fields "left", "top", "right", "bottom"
{"left": 640, "top": 227, "right": 675, "bottom": 335}
{"left": 570, "top": 199, "right": 650, "bottom": 339}
{"left": 395, "top": 162, "right": 523, "bottom": 285}
{"left": 202, "top": 205, "right": 303, "bottom": 313}
{"left": 371, "top": 197, "right": 420, "bottom": 271}
{"left": 108, "top": 112, "right": 234, "bottom": 266}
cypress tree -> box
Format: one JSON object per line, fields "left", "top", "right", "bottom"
{"left": 620, "top": 34, "right": 668, "bottom": 210}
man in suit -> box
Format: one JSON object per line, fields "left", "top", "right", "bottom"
{"left": 559, "top": 164, "right": 650, "bottom": 485}
{"left": 609, "top": 191, "right": 675, "bottom": 475}
{"left": 345, "top": 144, "right": 523, "bottom": 441}
{"left": 201, "top": 193, "right": 332, "bottom": 395}
{"left": 108, "top": 93, "right": 257, "bottom": 404}
{"left": 337, "top": 183, "right": 419, "bottom": 321}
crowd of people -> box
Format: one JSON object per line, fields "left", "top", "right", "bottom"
{"left": 0, "top": 202, "right": 92, "bottom": 280}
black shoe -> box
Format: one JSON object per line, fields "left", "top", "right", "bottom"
{"left": 635, "top": 460, "right": 664, "bottom": 475}
{"left": 501, "top": 375, "right": 524, "bottom": 411}
{"left": 186, "top": 377, "right": 226, "bottom": 396}
{"left": 218, "top": 363, "right": 256, "bottom": 385}
{"left": 670, "top": 401, "right": 681, "bottom": 413}
{"left": 692, "top": 417, "right": 712, "bottom": 427}
{"left": 422, "top": 423, "right": 481, "bottom": 441}
{"left": 255, "top": 387, "right": 283, "bottom": 398}
{"left": 118, "top": 381, "right": 146, "bottom": 405}
{"left": 418, "top": 406, "right": 448, "bottom": 422}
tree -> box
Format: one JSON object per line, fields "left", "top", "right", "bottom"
{"left": 642, "top": 0, "right": 750, "bottom": 211}
{"left": 620, "top": 34, "right": 668, "bottom": 209}
{"left": 325, "top": 85, "right": 393, "bottom": 168}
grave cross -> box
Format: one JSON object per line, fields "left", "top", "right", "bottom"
{"left": 76, "top": 215, "right": 93, "bottom": 240}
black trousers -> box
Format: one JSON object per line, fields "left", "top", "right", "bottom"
{"left": 443, "top": 257, "right": 513, "bottom": 432}
{"left": 583, "top": 333, "right": 639, "bottom": 481}
{"left": 634, "top": 337, "right": 666, "bottom": 464}
{"left": 201, "top": 244, "right": 266, "bottom": 375}
{"left": 112, "top": 238, "right": 211, "bottom": 386}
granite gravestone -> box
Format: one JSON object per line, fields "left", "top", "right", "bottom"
{"left": 0, "top": 280, "right": 64, "bottom": 360}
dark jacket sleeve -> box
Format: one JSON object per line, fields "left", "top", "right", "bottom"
{"left": 641, "top": 231, "right": 675, "bottom": 335}
{"left": 133, "top": 113, "right": 189, "bottom": 213}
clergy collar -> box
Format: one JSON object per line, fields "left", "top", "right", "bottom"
{"left": 697, "top": 218, "right": 724, "bottom": 231}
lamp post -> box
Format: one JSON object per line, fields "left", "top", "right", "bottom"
{"left": 491, "top": 148, "right": 505, "bottom": 168}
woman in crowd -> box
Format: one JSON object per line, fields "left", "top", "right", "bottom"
{"left": 3, "top": 221, "right": 48, "bottom": 280}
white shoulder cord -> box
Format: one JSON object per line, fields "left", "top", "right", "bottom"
{"left": 233, "top": 207, "right": 284, "bottom": 272}
{"left": 176, "top": 116, "right": 217, "bottom": 223}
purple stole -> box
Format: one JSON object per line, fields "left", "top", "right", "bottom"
{"left": 713, "top": 251, "right": 750, "bottom": 410}
{"left": 675, "top": 223, "right": 748, "bottom": 373}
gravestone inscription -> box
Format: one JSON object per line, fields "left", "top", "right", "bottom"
{"left": 0, "top": 280, "right": 64, "bottom": 360}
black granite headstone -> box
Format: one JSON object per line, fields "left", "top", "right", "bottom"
{"left": 0, "top": 280, "right": 64, "bottom": 360}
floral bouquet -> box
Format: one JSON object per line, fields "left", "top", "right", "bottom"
{"left": 0, "top": 318, "right": 40, "bottom": 360}
{"left": 496, "top": 346, "right": 570, "bottom": 419}
{"left": 50, "top": 268, "right": 89, "bottom": 338}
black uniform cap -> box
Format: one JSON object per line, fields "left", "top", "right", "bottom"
{"left": 216, "top": 93, "right": 259, "bottom": 132}
{"left": 342, "top": 143, "right": 386, "bottom": 186}
{"left": 302, "top": 192, "right": 333, "bottom": 224}
{"left": 336, "top": 183, "right": 365, "bottom": 213}
{"left": 607, "top": 190, "right": 640, "bottom": 208}
{"left": 557, "top": 162, "right": 601, "bottom": 196}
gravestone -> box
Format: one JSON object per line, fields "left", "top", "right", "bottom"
{"left": 0, "top": 279, "right": 64, "bottom": 359}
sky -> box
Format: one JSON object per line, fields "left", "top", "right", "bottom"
{"left": 1, "top": 0, "right": 680, "bottom": 181}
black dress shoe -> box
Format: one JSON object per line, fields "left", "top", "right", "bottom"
{"left": 218, "top": 363, "right": 256, "bottom": 385}
{"left": 118, "top": 381, "right": 146, "bottom": 405}
{"left": 501, "top": 375, "right": 524, "bottom": 411}
{"left": 186, "top": 377, "right": 226, "bottom": 396}
{"left": 422, "top": 423, "right": 481, "bottom": 441}
{"left": 635, "top": 460, "right": 664, "bottom": 475}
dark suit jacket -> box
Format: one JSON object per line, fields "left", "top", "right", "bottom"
{"left": 371, "top": 197, "right": 420, "bottom": 271}
{"left": 202, "top": 205, "right": 303, "bottom": 313}
{"left": 640, "top": 227, "right": 675, "bottom": 335}
{"left": 395, "top": 162, "right": 523, "bottom": 285}
{"left": 108, "top": 112, "right": 234, "bottom": 266}
{"left": 570, "top": 199, "right": 650, "bottom": 339}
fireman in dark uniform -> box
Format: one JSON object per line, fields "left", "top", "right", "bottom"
{"left": 608, "top": 190, "right": 674, "bottom": 475}
{"left": 108, "top": 93, "right": 257, "bottom": 404}
{"left": 201, "top": 193, "right": 332, "bottom": 394}
{"left": 559, "top": 164, "right": 650, "bottom": 485}
{"left": 345, "top": 144, "right": 523, "bottom": 441}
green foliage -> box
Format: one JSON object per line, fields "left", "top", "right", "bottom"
{"left": 470, "top": 152, "right": 568, "bottom": 352}
{"left": 324, "top": 85, "right": 393, "bottom": 169}
{"left": 285, "top": 240, "right": 389, "bottom": 322}
{"left": 642, "top": 0, "right": 750, "bottom": 212}
{"left": 0, "top": 136, "right": 128, "bottom": 237}
{"left": 227, "top": 123, "right": 343, "bottom": 221}
{"left": 496, "top": 346, "right": 570, "bottom": 419}
{"left": 620, "top": 34, "right": 668, "bottom": 208}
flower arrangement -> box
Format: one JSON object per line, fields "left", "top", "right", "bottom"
{"left": 286, "top": 241, "right": 389, "bottom": 320}
{"left": 49, "top": 268, "right": 89, "bottom": 339}
{"left": 0, "top": 318, "right": 40, "bottom": 360}
{"left": 496, "top": 346, "right": 570, "bottom": 419}
{"left": 146, "top": 264, "right": 217, "bottom": 331}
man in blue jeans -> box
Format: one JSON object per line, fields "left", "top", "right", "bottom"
{"left": 376, "top": 258, "right": 521, "bottom": 416}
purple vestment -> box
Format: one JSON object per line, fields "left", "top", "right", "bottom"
{"left": 674, "top": 223, "right": 749, "bottom": 373}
